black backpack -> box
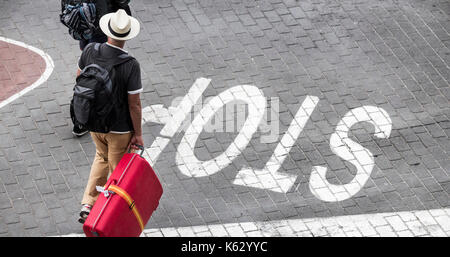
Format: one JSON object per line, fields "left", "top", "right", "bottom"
{"left": 70, "top": 43, "right": 134, "bottom": 133}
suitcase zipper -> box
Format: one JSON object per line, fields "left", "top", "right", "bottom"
{"left": 90, "top": 154, "right": 137, "bottom": 236}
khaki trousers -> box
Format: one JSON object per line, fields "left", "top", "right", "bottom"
{"left": 81, "top": 132, "right": 132, "bottom": 206}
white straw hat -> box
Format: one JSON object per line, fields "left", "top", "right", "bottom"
{"left": 99, "top": 9, "right": 140, "bottom": 41}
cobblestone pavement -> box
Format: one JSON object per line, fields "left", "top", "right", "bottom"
{"left": 0, "top": 0, "right": 449, "bottom": 237}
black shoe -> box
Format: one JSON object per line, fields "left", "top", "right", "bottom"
{"left": 72, "top": 125, "right": 89, "bottom": 137}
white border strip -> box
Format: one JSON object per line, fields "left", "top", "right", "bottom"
{"left": 0, "top": 36, "right": 54, "bottom": 109}
{"left": 58, "top": 208, "right": 450, "bottom": 237}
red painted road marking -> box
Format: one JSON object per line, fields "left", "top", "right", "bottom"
{"left": 0, "top": 37, "right": 54, "bottom": 108}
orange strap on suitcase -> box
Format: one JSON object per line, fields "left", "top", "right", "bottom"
{"left": 108, "top": 185, "right": 145, "bottom": 232}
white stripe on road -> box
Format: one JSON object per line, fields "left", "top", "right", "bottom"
{"left": 0, "top": 36, "right": 54, "bottom": 109}
{"left": 60, "top": 208, "right": 450, "bottom": 237}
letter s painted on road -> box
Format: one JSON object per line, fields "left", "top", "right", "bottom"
{"left": 309, "top": 106, "right": 392, "bottom": 202}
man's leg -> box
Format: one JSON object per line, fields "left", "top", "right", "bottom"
{"left": 106, "top": 132, "right": 133, "bottom": 172}
{"left": 81, "top": 132, "right": 110, "bottom": 206}
{"left": 78, "top": 132, "right": 131, "bottom": 224}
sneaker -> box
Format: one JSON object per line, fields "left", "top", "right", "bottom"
{"left": 72, "top": 125, "right": 89, "bottom": 137}
{"left": 78, "top": 204, "right": 92, "bottom": 224}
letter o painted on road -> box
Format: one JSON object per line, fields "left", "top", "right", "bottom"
{"left": 175, "top": 85, "right": 266, "bottom": 177}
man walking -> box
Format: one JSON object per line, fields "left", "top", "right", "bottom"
{"left": 76, "top": 9, "right": 143, "bottom": 224}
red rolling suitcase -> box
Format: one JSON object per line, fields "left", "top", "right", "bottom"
{"left": 83, "top": 146, "right": 163, "bottom": 237}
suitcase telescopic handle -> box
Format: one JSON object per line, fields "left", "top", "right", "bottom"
{"left": 128, "top": 144, "right": 145, "bottom": 156}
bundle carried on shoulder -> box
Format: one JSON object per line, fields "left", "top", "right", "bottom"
{"left": 60, "top": 0, "right": 97, "bottom": 40}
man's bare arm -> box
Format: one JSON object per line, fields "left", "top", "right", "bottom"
{"left": 128, "top": 93, "right": 144, "bottom": 150}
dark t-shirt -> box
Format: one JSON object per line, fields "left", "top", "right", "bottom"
{"left": 78, "top": 42, "right": 142, "bottom": 132}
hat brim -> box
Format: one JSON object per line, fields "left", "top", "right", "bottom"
{"left": 99, "top": 13, "right": 140, "bottom": 41}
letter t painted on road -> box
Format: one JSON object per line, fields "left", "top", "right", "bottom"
{"left": 141, "top": 78, "right": 211, "bottom": 166}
